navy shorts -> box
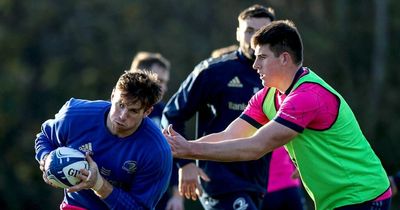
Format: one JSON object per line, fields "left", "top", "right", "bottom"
{"left": 199, "top": 191, "right": 263, "bottom": 210}
{"left": 335, "top": 197, "right": 391, "bottom": 210}
{"left": 260, "top": 186, "right": 306, "bottom": 210}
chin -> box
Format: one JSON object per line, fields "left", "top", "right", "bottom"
{"left": 261, "top": 80, "right": 269, "bottom": 87}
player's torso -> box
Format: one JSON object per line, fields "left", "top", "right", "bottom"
{"left": 196, "top": 54, "right": 269, "bottom": 195}
{"left": 199, "top": 57, "right": 262, "bottom": 134}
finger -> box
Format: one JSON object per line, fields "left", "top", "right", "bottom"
{"left": 39, "top": 160, "right": 45, "bottom": 171}
{"left": 85, "top": 152, "right": 94, "bottom": 163}
{"left": 198, "top": 169, "right": 210, "bottom": 182}
{"left": 67, "top": 181, "right": 86, "bottom": 193}
{"left": 86, "top": 170, "right": 92, "bottom": 181}
{"left": 42, "top": 173, "right": 56, "bottom": 188}
{"left": 187, "top": 184, "right": 197, "bottom": 200}
{"left": 168, "top": 124, "right": 175, "bottom": 136}
{"left": 74, "top": 169, "right": 90, "bottom": 185}
{"left": 178, "top": 180, "right": 184, "bottom": 196}
{"left": 181, "top": 183, "right": 189, "bottom": 199}
{"left": 195, "top": 187, "right": 202, "bottom": 197}
{"left": 183, "top": 184, "right": 192, "bottom": 200}
{"left": 190, "top": 186, "right": 198, "bottom": 200}
{"left": 162, "top": 128, "right": 167, "bottom": 136}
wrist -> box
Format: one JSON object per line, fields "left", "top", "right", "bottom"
{"left": 92, "top": 174, "right": 104, "bottom": 192}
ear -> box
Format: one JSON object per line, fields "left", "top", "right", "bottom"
{"left": 280, "top": 52, "right": 292, "bottom": 65}
{"left": 110, "top": 88, "right": 115, "bottom": 101}
{"left": 144, "top": 106, "right": 154, "bottom": 117}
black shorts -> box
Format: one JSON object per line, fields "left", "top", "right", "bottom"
{"left": 335, "top": 197, "right": 391, "bottom": 210}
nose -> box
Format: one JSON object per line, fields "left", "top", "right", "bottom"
{"left": 252, "top": 61, "right": 259, "bottom": 70}
{"left": 119, "top": 108, "right": 128, "bottom": 120}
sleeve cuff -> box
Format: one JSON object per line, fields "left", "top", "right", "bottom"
{"left": 240, "top": 114, "right": 263, "bottom": 129}
{"left": 274, "top": 117, "right": 304, "bottom": 133}
{"left": 103, "top": 187, "right": 120, "bottom": 209}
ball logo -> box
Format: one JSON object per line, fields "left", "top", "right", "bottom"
{"left": 67, "top": 168, "right": 81, "bottom": 177}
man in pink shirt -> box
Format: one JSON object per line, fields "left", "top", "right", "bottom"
{"left": 164, "top": 20, "right": 391, "bottom": 210}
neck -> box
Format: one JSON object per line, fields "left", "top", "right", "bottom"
{"left": 106, "top": 114, "right": 140, "bottom": 138}
{"left": 276, "top": 65, "right": 301, "bottom": 93}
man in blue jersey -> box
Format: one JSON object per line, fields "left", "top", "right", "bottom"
{"left": 35, "top": 71, "right": 172, "bottom": 210}
{"left": 130, "top": 52, "right": 184, "bottom": 210}
{"left": 161, "top": 4, "right": 275, "bottom": 210}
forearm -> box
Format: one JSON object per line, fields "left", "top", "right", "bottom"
{"left": 193, "top": 131, "right": 227, "bottom": 143}
{"left": 190, "top": 137, "right": 268, "bottom": 161}
{"left": 35, "top": 135, "right": 55, "bottom": 162}
{"left": 193, "top": 118, "right": 257, "bottom": 143}
{"left": 187, "top": 121, "right": 295, "bottom": 162}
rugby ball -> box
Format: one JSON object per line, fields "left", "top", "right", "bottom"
{"left": 44, "top": 147, "right": 89, "bottom": 188}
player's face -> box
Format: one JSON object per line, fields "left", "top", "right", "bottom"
{"left": 237, "top": 17, "right": 271, "bottom": 60}
{"left": 253, "top": 44, "right": 282, "bottom": 87}
{"left": 150, "top": 64, "right": 169, "bottom": 100}
{"left": 108, "top": 89, "right": 152, "bottom": 137}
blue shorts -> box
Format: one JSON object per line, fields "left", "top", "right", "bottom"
{"left": 335, "top": 197, "right": 391, "bottom": 210}
{"left": 260, "top": 186, "right": 306, "bottom": 210}
{"left": 199, "top": 191, "right": 263, "bottom": 210}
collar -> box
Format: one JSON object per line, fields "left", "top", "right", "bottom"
{"left": 284, "top": 67, "right": 304, "bottom": 95}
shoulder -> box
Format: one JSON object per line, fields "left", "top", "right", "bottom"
{"left": 192, "top": 51, "right": 241, "bottom": 77}
{"left": 292, "top": 83, "right": 338, "bottom": 103}
{"left": 249, "top": 87, "right": 271, "bottom": 103}
{"left": 139, "top": 118, "right": 171, "bottom": 154}
{"left": 56, "top": 98, "right": 110, "bottom": 118}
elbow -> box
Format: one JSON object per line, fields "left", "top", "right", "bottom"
{"left": 247, "top": 140, "right": 270, "bottom": 160}
{"left": 242, "top": 146, "right": 266, "bottom": 161}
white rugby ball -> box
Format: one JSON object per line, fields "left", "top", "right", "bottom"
{"left": 44, "top": 147, "right": 89, "bottom": 188}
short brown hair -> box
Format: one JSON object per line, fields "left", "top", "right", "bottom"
{"left": 238, "top": 4, "right": 275, "bottom": 22}
{"left": 130, "top": 52, "right": 170, "bottom": 72}
{"left": 115, "top": 71, "right": 162, "bottom": 110}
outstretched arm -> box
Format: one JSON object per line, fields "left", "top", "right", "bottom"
{"left": 194, "top": 118, "right": 258, "bottom": 143}
{"left": 162, "top": 118, "right": 257, "bottom": 144}
{"left": 166, "top": 120, "right": 297, "bottom": 162}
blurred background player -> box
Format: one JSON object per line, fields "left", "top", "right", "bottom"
{"left": 130, "top": 52, "right": 184, "bottom": 210}
{"left": 35, "top": 71, "right": 172, "bottom": 209}
{"left": 162, "top": 4, "right": 275, "bottom": 210}
{"left": 131, "top": 52, "right": 171, "bottom": 126}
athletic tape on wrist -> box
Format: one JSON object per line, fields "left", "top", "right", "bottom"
{"left": 92, "top": 174, "right": 104, "bottom": 191}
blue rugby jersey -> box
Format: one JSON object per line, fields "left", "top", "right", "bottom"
{"left": 161, "top": 50, "right": 271, "bottom": 196}
{"left": 35, "top": 98, "right": 172, "bottom": 210}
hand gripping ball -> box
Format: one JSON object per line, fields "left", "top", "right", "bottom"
{"left": 44, "top": 147, "right": 89, "bottom": 188}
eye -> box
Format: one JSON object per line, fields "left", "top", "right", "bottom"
{"left": 245, "top": 29, "right": 255, "bottom": 34}
{"left": 117, "top": 102, "right": 125, "bottom": 108}
{"left": 256, "top": 55, "right": 265, "bottom": 60}
{"left": 129, "top": 109, "right": 139, "bottom": 114}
